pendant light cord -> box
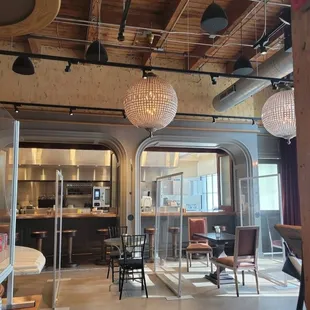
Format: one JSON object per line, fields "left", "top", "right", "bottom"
{"left": 97, "top": 0, "right": 100, "bottom": 62}
{"left": 240, "top": 21, "right": 243, "bottom": 55}
{"left": 187, "top": 0, "right": 190, "bottom": 69}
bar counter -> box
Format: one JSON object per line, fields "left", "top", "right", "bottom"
{"left": 16, "top": 212, "right": 117, "bottom": 261}
{"left": 17, "top": 213, "right": 117, "bottom": 219}
{"left": 141, "top": 211, "right": 235, "bottom": 217}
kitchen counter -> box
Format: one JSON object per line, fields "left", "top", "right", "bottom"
{"left": 17, "top": 212, "right": 117, "bottom": 220}
{"left": 141, "top": 211, "right": 235, "bottom": 217}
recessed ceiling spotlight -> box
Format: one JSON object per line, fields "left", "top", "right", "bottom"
{"left": 14, "top": 105, "right": 19, "bottom": 113}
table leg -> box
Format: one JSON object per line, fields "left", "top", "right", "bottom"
{"left": 205, "top": 243, "right": 235, "bottom": 285}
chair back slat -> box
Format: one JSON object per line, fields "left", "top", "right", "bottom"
{"left": 234, "top": 226, "right": 259, "bottom": 266}
{"left": 188, "top": 217, "right": 207, "bottom": 241}
{"left": 108, "top": 226, "right": 128, "bottom": 238}
{"left": 121, "top": 234, "right": 146, "bottom": 263}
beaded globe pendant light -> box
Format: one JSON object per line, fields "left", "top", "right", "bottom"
{"left": 123, "top": 72, "right": 178, "bottom": 135}
{"left": 261, "top": 89, "right": 296, "bottom": 144}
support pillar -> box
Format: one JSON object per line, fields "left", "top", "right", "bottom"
{"left": 292, "top": 3, "right": 310, "bottom": 308}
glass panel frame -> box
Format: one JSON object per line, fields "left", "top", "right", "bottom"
{"left": 53, "top": 170, "right": 64, "bottom": 309}
{"left": 154, "top": 172, "right": 183, "bottom": 297}
{"left": 238, "top": 174, "right": 288, "bottom": 286}
{"left": 0, "top": 109, "right": 19, "bottom": 306}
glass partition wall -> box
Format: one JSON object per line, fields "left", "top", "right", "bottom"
{"left": 238, "top": 172, "right": 287, "bottom": 286}
{"left": 0, "top": 107, "right": 19, "bottom": 305}
{"left": 154, "top": 173, "right": 183, "bottom": 297}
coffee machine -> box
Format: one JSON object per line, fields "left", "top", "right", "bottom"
{"left": 92, "top": 186, "right": 110, "bottom": 212}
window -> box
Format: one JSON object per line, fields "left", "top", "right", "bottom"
{"left": 218, "top": 155, "right": 232, "bottom": 207}
{"left": 258, "top": 163, "right": 280, "bottom": 211}
{"left": 200, "top": 174, "right": 218, "bottom": 212}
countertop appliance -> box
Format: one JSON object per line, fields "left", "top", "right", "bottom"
{"left": 92, "top": 186, "right": 110, "bottom": 212}
{"left": 38, "top": 196, "right": 55, "bottom": 208}
{"left": 141, "top": 191, "right": 152, "bottom": 212}
{"left": 66, "top": 183, "right": 92, "bottom": 198}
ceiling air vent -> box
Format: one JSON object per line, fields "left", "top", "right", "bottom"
{"left": 219, "top": 85, "right": 236, "bottom": 101}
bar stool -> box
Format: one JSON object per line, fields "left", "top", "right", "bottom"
{"left": 168, "top": 227, "right": 180, "bottom": 259}
{"left": 31, "top": 231, "right": 48, "bottom": 252}
{"left": 95, "top": 228, "right": 109, "bottom": 265}
{"left": 144, "top": 227, "right": 155, "bottom": 262}
{"left": 62, "top": 230, "right": 78, "bottom": 268}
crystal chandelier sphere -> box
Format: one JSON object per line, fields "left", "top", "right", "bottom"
{"left": 123, "top": 73, "right": 178, "bottom": 133}
{"left": 261, "top": 89, "right": 296, "bottom": 143}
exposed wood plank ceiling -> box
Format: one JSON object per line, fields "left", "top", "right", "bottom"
{"left": 8, "top": 0, "right": 290, "bottom": 70}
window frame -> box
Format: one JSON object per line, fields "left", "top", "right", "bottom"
{"left": 217, "top": 154, "right": 234, "bottom": 211}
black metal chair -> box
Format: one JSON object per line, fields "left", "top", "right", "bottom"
{"left": 119, "top": 234, "right": 148, "bottom": 300}
{"left": 106, "top": 226, "right": 128, "bottom": 282}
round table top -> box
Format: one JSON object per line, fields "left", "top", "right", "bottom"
{"left": 104, "top": 237, "right": 121, "bottom": 247}
{"left": 0, "top": 246, "right": 46, "bottom": 276}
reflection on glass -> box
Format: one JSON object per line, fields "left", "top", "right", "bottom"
{"left": 0, "top": 108, "right": 14, "bottom": 274}
{"left": 258, "top": 164, "right": 279, "bottom": 211}
{"left": 140, "top": 151, "right": 233, "bottom": 214}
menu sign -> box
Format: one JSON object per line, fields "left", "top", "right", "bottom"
{"left": 291, "top": 0, "right": 310, "bottom": 11}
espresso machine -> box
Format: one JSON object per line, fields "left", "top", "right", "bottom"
{"left": 92, "top": 186, "right": 110, "bottom": 212}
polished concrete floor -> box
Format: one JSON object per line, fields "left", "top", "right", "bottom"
{"left": 12, "top": 263, "right": 301, "bottom": 310}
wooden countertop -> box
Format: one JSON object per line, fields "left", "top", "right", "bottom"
{"left": 141, "top": 211, "right": 235, "bottom": 217}
{"left": 2, "top": 295, "right": 42, "bottom": 310}
{"left": 17, "top": 213, "right": 117, "bottom": 219}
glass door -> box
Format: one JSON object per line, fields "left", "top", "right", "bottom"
{"left": 238, "top": 172, "right": 287, "bottom": 286}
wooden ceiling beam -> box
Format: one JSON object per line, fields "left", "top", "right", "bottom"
{"left": 28, "top": 38, "right": 41, "bottom": 54}
{"left": 142, "top": 0, "right": 189, "bottom": 65}
{"left": 188, "top": 0, "right": 256, "bottom": 70}
{"left": 85, "top": 0, "right": 102, "bottom": 54}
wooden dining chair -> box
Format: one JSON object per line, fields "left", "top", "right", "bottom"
{"left": 211, "top": 226, "right": 260, "bottom": 297}
{"left": 186, "top": 217, "right": 213, "bottom": 272}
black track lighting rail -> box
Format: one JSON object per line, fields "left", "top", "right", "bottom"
{"left": 0, "top": 50, "right": 293, "bottom": 84}
{"left": 0, "top": 100, "right": 261, "bottom": 123}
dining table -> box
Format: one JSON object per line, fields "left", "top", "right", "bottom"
{"left": 194, "top": 232, "right": 235, "bottom": 285}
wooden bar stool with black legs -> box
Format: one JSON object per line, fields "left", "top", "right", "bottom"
{"left": 31, "top": 231, "right": 48, "bottom": 253}
{"left": 62, "top": 230, "right": 78, "bottom": 268}
{"left": 168, "top": 227, "right": 180, "bottom": 260}
{"left": 95, "top": 228, "right": 109, "bottom": 265}
{"left": 144, "top": 228, "right": 155, "bottom": 262}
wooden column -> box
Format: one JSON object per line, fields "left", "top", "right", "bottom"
{"left": 292, "top": 3, "right": 310, "bottom": 308}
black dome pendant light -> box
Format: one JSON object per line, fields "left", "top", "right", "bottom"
{"left": 12, "top": 56, "right": 35, "bottom": 75}
{"left": 86, "top": 40, "right": 108, "bottom": 63}
{"left": 200, "top": 1, "right": 228, "bottom": 34}
{"left": 233, "top": 55, "right": 253, "bottom": 75}
{"left": 233, "top": 22, "right": 253, "bottom": 75}
{"left": 85, "top": 0, "right": 108, "bottom": 63}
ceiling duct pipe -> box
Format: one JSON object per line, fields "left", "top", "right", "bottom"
{"left": 212, "top": 49, "right": 293, "bottom": 112}
{"left": 118, "top": 0, "right": 131, "bottom": 42}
